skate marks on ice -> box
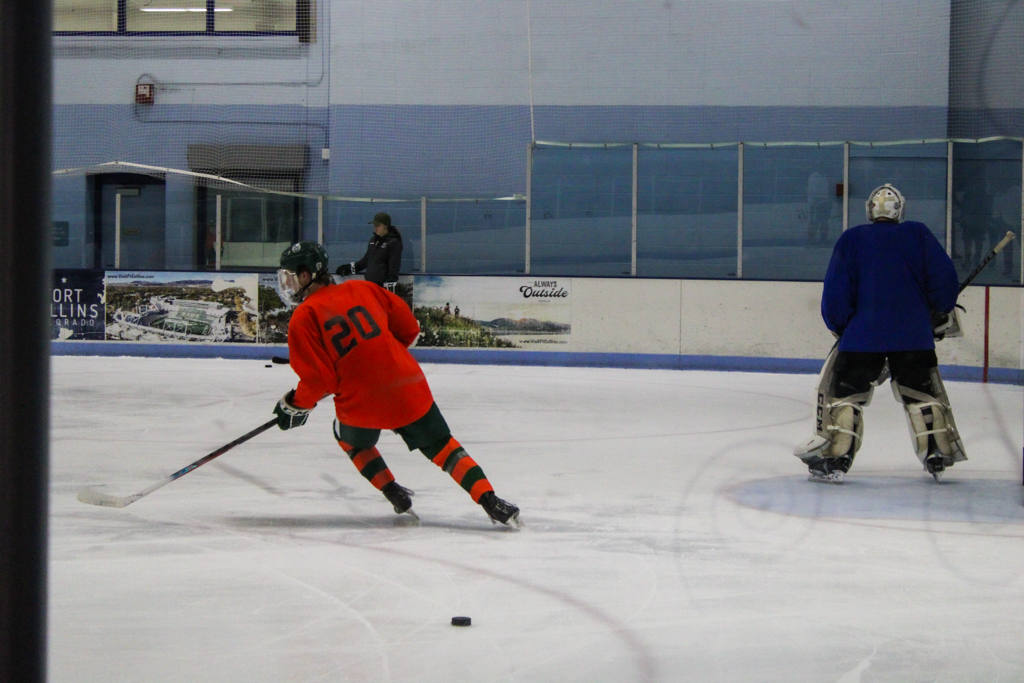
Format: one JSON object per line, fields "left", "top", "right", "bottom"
{"left": 215, "top": 522, "right": 659, "bottom": 683}
{"left": 223, "top": 514, "right": 426, "bottom": 531}
{"left": 731, "top": 475, "right": 1024, "bottom": 524}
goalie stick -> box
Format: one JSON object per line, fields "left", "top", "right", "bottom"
{"left": 77, "top": 418, "right": 278, "bottom": 508}
{"left": 932, "top": 231, "right": 1016, "bottom": 339}
{"left": 958, "top": 231, "right": 1015, "bottom": 294}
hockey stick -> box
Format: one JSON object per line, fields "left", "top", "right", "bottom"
{"left": 77, "top": 418, "right": 278, "bottom": 508}
{"left": 958, "top": 231, "right": 1015, "bottom": 294}
{"left": 271, "top": 356, "right": 289, "bottom": 364}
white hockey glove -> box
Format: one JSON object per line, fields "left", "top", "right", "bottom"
{"left": 383, "top": 281, "right": 398, "bottom": 293}
{"left": 274, "top": 390, "right": 311, "bottom": 430}
{"left": 336, "top": 262, "right": 357, "bottom": 276}
{"left": 932, "top": 306, "right": 964, "bottom": 341}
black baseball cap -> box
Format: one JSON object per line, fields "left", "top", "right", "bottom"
{"left": 369, "top": 212, "right": 392, "bottom": 227}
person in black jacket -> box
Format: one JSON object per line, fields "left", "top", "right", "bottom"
{"left": 336, "top": 212, "right": 403, "bottom": 287}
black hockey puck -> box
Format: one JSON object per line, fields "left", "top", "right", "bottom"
{"left": 265, "top": 364, "right": 272, "bottom": 368}
{"left": 451, "top": 616, "right": 471, "bottom": 627}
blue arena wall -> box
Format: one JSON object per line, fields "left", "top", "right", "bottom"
{"left": 53, "top": 103, "right": 951, "bottom": 198}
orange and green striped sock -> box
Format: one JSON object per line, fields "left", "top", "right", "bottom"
{"left": 423, "top": 437, "right": 493, "bottom": 503}
{"left": 339, "top": 441, "right": 395, "bottom": 491}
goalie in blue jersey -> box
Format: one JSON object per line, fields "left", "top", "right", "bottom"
{"left": 794, "top": 184, "right": 965, "bottom": 483}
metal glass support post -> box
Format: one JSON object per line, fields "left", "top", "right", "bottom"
{"left": 420, "top": 196, "right": 427, "bottom": 273}
{"left": 525, "top": 143, "right": 533, "bottom": 275}
{"left": 737, "top": 142, "right": 744, "bottom": 278}
{"left": 946, "top": 141, "right": 954, "bottom": 255}
{"left": 215, "top": 194, "right": 222, "bottom": 271}
{"left": 0, "top": 0, "right": 52, "bottom": 680}
{"left": 317, "top": 196, "right": 323, "bottom": 245}
{"left": 842, "top": 142, "right": 850, "bottom": 231}
{"left": 114, "top": 192, "right": 122, "bottom": 268}
{"left": 631, "top": 143, "right": 638, "bottom": 276}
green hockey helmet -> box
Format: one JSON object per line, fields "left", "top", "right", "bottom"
{"left": 279, "top": 241, "right": 329, "bottom": 277}
{"left": 277, "top": 241, "right": 329, "bottom": 306}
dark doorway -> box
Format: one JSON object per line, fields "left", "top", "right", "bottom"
{"left": 196, "top": 183, "right": 303, "bottom": 270}
{"left": 92, "top": 173, "right": 166, "bottom": 270}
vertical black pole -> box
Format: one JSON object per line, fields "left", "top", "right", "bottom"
{"left": 0, "top": 0, "right": 53, "bottom": 682}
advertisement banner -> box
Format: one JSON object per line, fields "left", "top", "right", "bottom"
{"left": 412, "top": 276, "right": 571, "bottom": 349}
{"left": 104, "top": 271, "right": 259, "bottom": 343}
{"left": 52, "top": 269, "right": 105, "bottom": 340}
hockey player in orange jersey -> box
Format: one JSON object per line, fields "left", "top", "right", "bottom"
{"left": 272, "top": 242, "right": 521, "bottom": 527}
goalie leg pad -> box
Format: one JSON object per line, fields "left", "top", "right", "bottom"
{"left": 794, "top": 392, "right": 868, "bottom": 483}
{"left": 828, "top": 400, "right": 865, "bottom": 458}
{"left": 795, "top": 348, "right": 882, "bottom": 462}
{"left": 904, "top": 401, "right": 951, "bottom": 460}
{"left": 794, "top": 391, "right": 869, "bottom": 458}
{"left": 891, "top": 375, "right": 966, "bottom": 466}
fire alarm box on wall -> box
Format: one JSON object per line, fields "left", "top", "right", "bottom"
{"left": 135, "top": 83, "right": 154, "bottom": 105}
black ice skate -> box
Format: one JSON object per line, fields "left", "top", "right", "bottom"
{"left": 382, "top": 482, "right": 418, "bottom": 520}
{"left": 805, "top": 455, "right": 852, "bottom": 484}
{"left": 924, "top": 454, "right": 947, "bottom": 482}
{"left": 479, "top": 491, "right": 522, "bottom": 528}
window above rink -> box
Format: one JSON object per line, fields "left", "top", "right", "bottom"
{"left": 53, "top": 0, "right": 311, "bottom": 40}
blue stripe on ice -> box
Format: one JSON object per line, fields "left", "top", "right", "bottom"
{"left": 732, "top": 476, "right": 1024, "bottom": 524}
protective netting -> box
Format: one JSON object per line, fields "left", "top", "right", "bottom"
{"left": 49, "top": 1, "right": 1024, "bottom": 282}
{"left": 948, "top": 0, "right": 1024, "bottom": 139}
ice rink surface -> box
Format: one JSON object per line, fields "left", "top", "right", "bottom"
{"left": 50, "top": 356, "right": 1024, "bottom": 683}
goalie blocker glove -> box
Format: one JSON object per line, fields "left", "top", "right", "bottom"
{"left": 336, "top": 262, "right": 357, "bottom": 276}
{"left": 274, "top": 389, "right": 311, "bottom": 430}
{"left": 930, "top": 306, "right": 964, "bottom": 341}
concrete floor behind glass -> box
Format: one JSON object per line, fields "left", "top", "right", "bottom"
{"left": 49, "top": 356, "right": 1024, "bottom": 683}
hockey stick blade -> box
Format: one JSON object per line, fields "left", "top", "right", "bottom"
{"left": 77, "top": 487, "right": 139, "bottom": 508}
{"left": 76, "top": 418, "right": 278, "bottom": 509}
{"left": 271, "top": 356, "right": 289, "bottom": 364}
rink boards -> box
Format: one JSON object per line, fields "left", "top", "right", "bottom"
{"left": 51, "top": 272, "right": 1024, "bottom": 382}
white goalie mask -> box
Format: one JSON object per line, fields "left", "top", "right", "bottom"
{"left": 276, "top": 269, "right": 304, "bottom": 308}
{"left": 865, "top": 184, "right": 906, "bottom": 223}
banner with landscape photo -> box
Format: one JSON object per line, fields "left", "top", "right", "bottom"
{"left": 257, "top": 272, "right": 291, "bottom": 344}
{"left": 412, "top": 276, "right": 571, "bottom": 349}
{"left": 104, "top": 272, "right": 259, "bottom": 343}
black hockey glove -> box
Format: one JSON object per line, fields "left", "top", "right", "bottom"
{"left": 274, "top": 390, "right": 311, "bottom": 430}
{"left": 336, "top": 262, "right": 356, "bottom": 276}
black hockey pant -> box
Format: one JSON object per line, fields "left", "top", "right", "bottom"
{"left": 833, "top": 350, "right": 937, "bottom": 402}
